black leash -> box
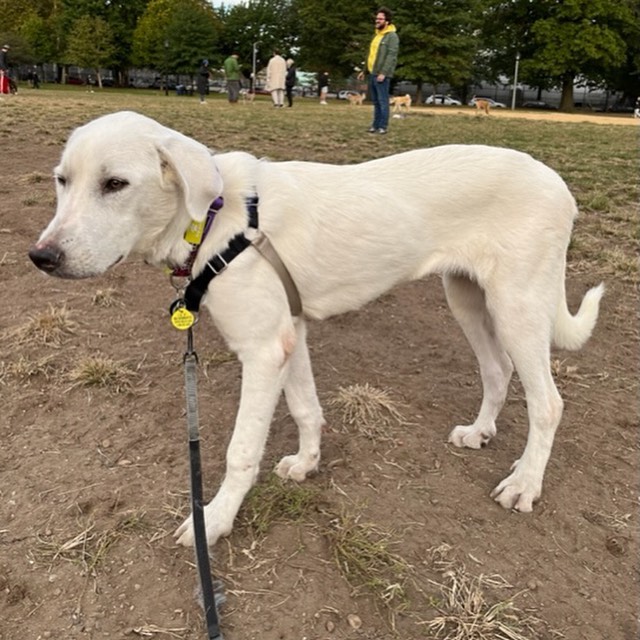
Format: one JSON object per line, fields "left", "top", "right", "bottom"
{"left": 182, "top": 326, "right": 224, "bottom": 640}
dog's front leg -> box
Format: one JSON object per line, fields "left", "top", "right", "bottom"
{"left": 175, "top": 345, "right": 289, "bottom": 547}
{"left": 276, "top": 319, "right": 324, "bottom": 481}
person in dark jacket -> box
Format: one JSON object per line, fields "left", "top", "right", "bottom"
{"left": 285, "top": 58, "right": 297, "bottom": 107}
{"left": 358, "top": 7, "right": 399, "bottom": 134}
{"left": 196, "top": 59, "right": 210, "bottom": 104}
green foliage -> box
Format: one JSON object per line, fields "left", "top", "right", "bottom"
{"left": 0, "top": 0, "right": 636, "bottom": 104}
{"left": 220, "top": 0, "right": 300, "bottom": 71}
{"left": 19, "top": 11, "right": 57, "bottom": 63}
{"left": 132, "top": 0, "right": 221, "bottom": 73}
{"left": 292, "top": 0, "right": 372, "bottom": 75}
{"left": 394, "top": 0, "right": 483, "bottom": 97}
{"left": 65, "top": 15, "right": 116, "bottom": 74}
{"left": 483, "top": 0, "right": 638, "bottom": 106}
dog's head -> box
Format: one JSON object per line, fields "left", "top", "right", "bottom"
{"left": 29, "top": 111, "right": 222, "bottom": 278}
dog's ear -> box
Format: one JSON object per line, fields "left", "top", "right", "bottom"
{"left": 157, "top": 134, "right": 223, "bottom": 222}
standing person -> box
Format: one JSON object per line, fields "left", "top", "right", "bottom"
{"left": 266, "top": 50, "right": 287, "bottom": 108}
{"left": 359, "top": 7, "right": 399, "bottom": 134}
{"left": 196, "top": 59, "right": 210, "bottom": 104}
{"left": 285, "top": 58, "right": 297, "bottom": 107}
{"left": 0, "top": 45, "right": 10, "bottom": 96}
{"left": 224, "top": 52, "right": 241, "bottom": 104}
{"left": 318, "top": 71, "right": 329, "bottom": 105}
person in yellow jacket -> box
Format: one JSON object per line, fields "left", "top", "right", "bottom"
{"left": 359, "top": 7, "right": 399, "bottom": 134}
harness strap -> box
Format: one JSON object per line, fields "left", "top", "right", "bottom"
{"left": 184, "top": 233, "right": 251, "bottom": 312}
{"left": 182, "top": 194, "right": 302, "bottom": 318}
{"left": 252, "top": 234, "right": 302, "bottom": 317}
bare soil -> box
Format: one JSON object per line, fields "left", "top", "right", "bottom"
{"left": 0, "top": 96, "right": 638, "bottom": 640}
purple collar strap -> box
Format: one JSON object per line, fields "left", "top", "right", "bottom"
{"left": 172, "top": 196, "right": 224, "bottom": 277}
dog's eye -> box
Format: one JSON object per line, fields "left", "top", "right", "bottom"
{"left": 55, "top": 175, "right": 67, "bottom": 187}
{"left": 103, "top": 178, "right": 129, "bottom": 194}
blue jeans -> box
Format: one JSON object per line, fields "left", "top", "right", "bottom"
{"left": 369, "top": 75, "right": 391, "bottom": 130}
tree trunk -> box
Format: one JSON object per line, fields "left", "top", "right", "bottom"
{"left": 559, "top": 74, "right": 575, "bottom": 111}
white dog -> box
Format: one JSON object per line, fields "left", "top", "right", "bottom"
{"left": 30, "top": 111, "right": 603, "bottom": 547}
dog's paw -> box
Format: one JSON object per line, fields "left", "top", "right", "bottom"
{"left": 174, "top": 516, "right": 196, "bottom": 547}
{"left": 174, "top": 505, "right": 233, "bottom": 547}
{"left": 490, "top": 464, "right": 541, "bottom": 512}
{"left": 275, "top": 453, "right": 319, "bottom": 482}
{"left": 448, "top": 423, "right": 496, "bottom": 449}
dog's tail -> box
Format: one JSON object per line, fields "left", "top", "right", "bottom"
{"left": 553, "top": 282, "right": 604, "bottom": 350}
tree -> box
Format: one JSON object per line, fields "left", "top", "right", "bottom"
{"left": 132, "top": 0, "right": 221, "bottom": 75}
{"left": 483, "top": 0, "right": 636, "bottom": 110}
{"left": 530, "top": 0, "right": 632, "bottom": 109}
{"left": 291, "top": 0, "right": 371, "bottom": 76}
{"left": 65, "top": 15, "right": 116, "bottom": 86}
{"left": 220, "top": 0, "right": 299, "bottom": 74}
{"left": 394, "top": 0, "right": 483, "bottom": 102}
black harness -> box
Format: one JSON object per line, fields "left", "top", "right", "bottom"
{"left": 183, "top": 196, "right": 259, "bottom": 312}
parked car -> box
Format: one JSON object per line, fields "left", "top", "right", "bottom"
{"left": 522, "top": 100, "right": 558, "bottom": 110}
{"left": 65, "top": 76, "right": 84, "bottom": 85}
{"left": 468, "top": 96, "right": 507, "bottom": 108}
{"left": 424, "top": 94, "right": 462, "bottom": 106}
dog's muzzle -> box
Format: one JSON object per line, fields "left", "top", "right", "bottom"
{"left": 29, "top": 244, "right": 65, "bottom": 274}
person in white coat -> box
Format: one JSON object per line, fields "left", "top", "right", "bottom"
{"left": 266, "top": 50, "right": 287, "bottom": 108}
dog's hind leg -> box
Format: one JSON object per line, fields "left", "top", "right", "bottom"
{"left": 487, "top": 303, "right": 563, "bottom": 512}
{"left": 444, "top": 273, "right": 514, "bottom": 449}
{"left": 276, "top": 319, "right": 325, "bottom": 482}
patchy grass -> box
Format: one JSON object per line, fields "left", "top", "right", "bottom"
{"left": 325, "top": 510, "right": 412, "bottom": 624}
{"left": 91, "top": 287, "right": 122, "bottom": 308}
{"left": 67, "top": 355, "right": 137, "bottom": 393}
{"left": 329, "top": 382, "right": 409, "bottom": 442}
{"left": 35, "top": 510, "right": 148, "bottom": 574}
{"left": 420, "top": 545, "right": 542, "bottom": 640}
{"left": 4, "top": 304, "right": 77, "bottom": 346}
{"left": 0, "top": 354, "right": 57, "bottom": 382}
{"left": 239, "top": 473, "right": 320, "bottom": 538}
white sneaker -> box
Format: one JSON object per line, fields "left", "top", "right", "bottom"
{"left": 320, "top": 101, "right": 327, "bottom": 105}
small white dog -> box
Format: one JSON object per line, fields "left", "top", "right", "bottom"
{"left": 30, "top": 111, "right": 603, "bottom": 547}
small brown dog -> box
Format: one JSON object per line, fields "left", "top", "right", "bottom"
{"left": 240, "top": 89, "right": 255, "bottom": 104}
{"left": 473, "top": 97, "right": 491, "bottom": 115}
{"left": 390, "top": 93, "right": 411, "bottom": 115}
{"left": 347, "top": 92, "right": 365, "bottom": 106}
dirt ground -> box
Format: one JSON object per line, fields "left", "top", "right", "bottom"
{"left": 0, "top": 98, "right": 638, "bottom": 640}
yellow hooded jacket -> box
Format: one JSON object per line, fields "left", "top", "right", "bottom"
{"left": 367, "top": 24, "right": 399, "bottom": 77}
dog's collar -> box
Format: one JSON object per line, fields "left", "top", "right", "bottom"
{"left": 171, "top": 196, "right": 225, "bottom": 278}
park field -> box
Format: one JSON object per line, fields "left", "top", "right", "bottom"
{"left": 0, "top": 87, "right": 637, "bottom": 640}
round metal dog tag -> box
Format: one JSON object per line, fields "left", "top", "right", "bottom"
{"left": 171, "top": 306, "right": 195, "bottom": 330}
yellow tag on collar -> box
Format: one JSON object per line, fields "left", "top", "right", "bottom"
{"left": 184, "top": 220, "right": 205, "bottom": 245}
{"left": 171, "top": 306, "right": 195, "bottom": 330}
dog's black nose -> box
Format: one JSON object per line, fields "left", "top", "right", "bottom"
{"left": 29, "top": 245, "right": 64, "bottom": 273}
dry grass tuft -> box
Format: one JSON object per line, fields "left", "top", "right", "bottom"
{"left": 329, "top": 382, "right": 409, "bottom": 441}
{"left": 130, "top": 624, "right": 189, "bottom": 638}
{"left": 421, "top": 544, "right": 541, "bottom": 640}
{"left": 5, "top": 305, "right": 77, "bottom": 346}
{"left": 36, "top": 510, "right": 148, "bottom": 574}
{"left": 21, "top": 171, "right": 50, "bottom": 184}
{"left": 68, "top": 355, "right": 137, "bottom": 393}
{"left": 1, "top": 354, "right": 57, "bottom": 382}
{"left": 325, "top": 510, "right": 411, "bottom": 621}
{"left": 91, "top": 287, "right": 122, "bottom": 307}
